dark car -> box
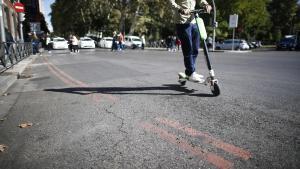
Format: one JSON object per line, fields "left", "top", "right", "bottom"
{"left": 276, "top": 37, "right": 297, "bottom": 51}
{"left": 296, "top": 32, "right": 300, "bottom": 51}
{"left": 296, "top": 41, "right": 300, "bottom": 51}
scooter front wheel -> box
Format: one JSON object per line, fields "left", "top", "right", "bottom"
{"left": 211, "top": 82, "right": 220, "bottom": 96}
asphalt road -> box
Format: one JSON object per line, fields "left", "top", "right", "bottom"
{"left": 0, "top": 48, "right": 299, "bottom": 169}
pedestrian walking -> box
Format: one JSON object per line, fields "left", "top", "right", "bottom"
{"left": 72, "top": 35, "right": 79, "bottom": 53}
{"left": 166, "top": 36, "right": 172, "bottom": 51}
{"left": 141, "top": 34, "right": 146, "bottom": 50}
{"left": 176, "top": 37, "right": 181, "bottom": 51}
{"left": 68, "top": 35, "right": 73, "bottom": 53}
{"left": 171, "top": 36, "right": 177, "bottom": 52}
{"left": 111, "top": 31, "right": 118, "bottom": 52}
{"left": 31, "top": 32, "right": 40, "bottom": 55}
{"left": 118, "top": 32, "right": 124, "bottom": 51}
{"left": 46, "top": 34, "right": 52, "bottom": 53}
{"left": 207, "top": 36, "right": 213, "bottom": 49}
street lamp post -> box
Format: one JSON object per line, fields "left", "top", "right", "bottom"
{"left": 0, "top": 0, "right": 6, "bottom": 42}
{"left": 18, "top": 0, "right": 24, "bottom": 42}
{"left": 212, "top": 0, "right": 217, "bottom": 51}
{"left": 19, "top": 13, "right": 24, "bottom": 42}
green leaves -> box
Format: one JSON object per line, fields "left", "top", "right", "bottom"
{"left": 268, "top": 0, "right": 299, "bottom": 40}
{"left": 50, "top": 0, "right": 300, "bottom": 42}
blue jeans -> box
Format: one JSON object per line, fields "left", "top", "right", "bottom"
{"left": 176, "top": 23, "right": 200, "bottom": 76}
{"left": 32, "top": 41, "right": 39, "bottom": 54}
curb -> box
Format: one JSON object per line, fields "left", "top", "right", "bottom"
{"left": 0, "top": 55, "right": 38, "bottom": 95}
{"left": 224, "top": 50, "right": 252, "bottom": 53}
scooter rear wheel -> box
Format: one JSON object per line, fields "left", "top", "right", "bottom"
{"left": 211, "top": 82, "right": 220, "bottom": 96}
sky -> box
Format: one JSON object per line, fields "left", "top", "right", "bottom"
{"left": 44, "top": 0, "right": 55, "bottom": 32}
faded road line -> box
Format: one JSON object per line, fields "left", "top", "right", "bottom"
{"left": 42, "top": 56, "right": 118, "bottom": 102}
{"left": 141, "top": 122, "right": 233, "bottom": 169}
{"left": 155, "top": 117, "right": 252, "bottom": 160}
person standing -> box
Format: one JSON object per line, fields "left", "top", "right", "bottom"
{"left": 171, "top": 36, "right": 177, "bottom": 52}
{"left": 31, "top": 32, "right": 39, "bottom": 55}
{"left": 168, "top": 0, "right": 212, "bottom": 82}
{"left": 118, "top": 32, "right": 124, "bottom": 51}
{"left": 111, "top": 31, "right": 117, "bottom": 52}
{"left": 176, "top": 37, "right": 181, "bottom": 51}
{"left": 68, "top": 35, "right": 73, "bottom": 53}
{"left": 141, "top": 34, "right": 146, "bottom": 50}
{"left": 72, "top": 35, "right": 79, "bottom": 53}
{"left": 46, "top": 34, "right": 52, "bottom": 53}
{"left": 166, "top": 36, "right": 172, "bottom": 51}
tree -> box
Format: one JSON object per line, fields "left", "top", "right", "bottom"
{"left": 51, "top": 0, "right": 299, "bottom": 43}
{"left": 268, "top": 0, "right": 298, "bottom": 40}
{"left": 215, "top": 0, "right": 270, "bottom": 40}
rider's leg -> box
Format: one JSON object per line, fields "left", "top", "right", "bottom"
{"left": 191, "top": 23, "right": 200, "bottom": 65}
{"left": 176, "top": 24, "right": 194, "bottom": 76}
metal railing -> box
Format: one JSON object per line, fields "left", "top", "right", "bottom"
{"left": 0, "top": 42, "right": 33, "bottom": 71}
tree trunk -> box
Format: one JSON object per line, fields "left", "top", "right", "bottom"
{"left": 129, "top": 5, "right": 140, "bottom": 35}
{"left": 119, "top": 0, "right": 128, "bottom": 34}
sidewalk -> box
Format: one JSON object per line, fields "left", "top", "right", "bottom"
{"left": 0, "top": 54, "right": 39, "bottom": 95}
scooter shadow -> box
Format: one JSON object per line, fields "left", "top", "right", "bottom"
{"left": 44, "top": 84, "right": 216, "bottom": 98}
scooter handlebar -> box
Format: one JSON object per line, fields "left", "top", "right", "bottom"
{"left": 190, "top": 9, "right": 207, "bottom": 15}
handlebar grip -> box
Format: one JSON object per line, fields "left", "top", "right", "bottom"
{"left": 190, "top": 9, "right": 206, "bottom": 14}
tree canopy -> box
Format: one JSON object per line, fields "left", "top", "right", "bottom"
{"left": 50, "top": 0, "right": 300, "bottom": 43}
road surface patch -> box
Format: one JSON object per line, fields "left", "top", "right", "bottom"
{"left": 155, "top": 117, "right": 252, "bottom": 160}
{"left": 141, "top": 122, "right": 233, "bottom": 169}
{"left": 42, "top": 56, "right": 118, "bottom": 103}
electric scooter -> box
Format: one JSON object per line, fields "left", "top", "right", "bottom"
{"left": 178, "top": 8, "right": 220, "bottom": 96}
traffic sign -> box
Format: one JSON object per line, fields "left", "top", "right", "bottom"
{"left": 14, "top": 2, "right": 25, "bottom": 13}
{"left": 229, "top": 14, "right": 238, "bottom": 28}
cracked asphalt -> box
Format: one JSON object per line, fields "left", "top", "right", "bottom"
{"left": 0, "top": 48, "right": 299, "bottom": 169}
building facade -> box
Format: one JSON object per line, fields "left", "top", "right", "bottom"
{"left": 0, "top": 0, "right": 48, "bottom": 42}
{"left": 0, "top": 0, "right": 21, "bottom": 42}
{"left": 18, "top": 0, "right": 49, "bottom": 43}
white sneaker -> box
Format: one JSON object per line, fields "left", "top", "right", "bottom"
{"left": 188, "top": 72, "right": 205, "bottom": 83}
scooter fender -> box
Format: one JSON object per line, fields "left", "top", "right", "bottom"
{"left": 195, "top": 18, "right": 207, "bottom": 40}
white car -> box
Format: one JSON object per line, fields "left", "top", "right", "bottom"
{"left": 124, "top": 36, "right": 142, "bottom": 49}
{"left": 98, "top": 37, "right": 113, "bottom": 48}
{"left": 79, "top": 37, "right": 95, "bottom": 49}
{"left": 51, "top": 37, "right": 68, "bottom": 49}
{"left": 216, "top": 39, "right": 250, "bottom": 50}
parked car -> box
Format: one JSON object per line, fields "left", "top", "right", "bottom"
{"left": 276, "top": 36, "right": 297, "bottom": 51}
{"left": 51, "top": 37, "right": 68, "bottom": 50}
{"left": 250, "top": 41, "right": 262, "bottom": 48}
{"left": 296, "top": 39, "right": 300, "bottom": 51}
{"left": 79, "top": 37, "right": 95, "bottom": 49}
{"left": 124, "top": 36, "right": 142, "bottom": 49}
{"left": 247, "top": 42, "right": 255, "bottom": 49}
{"left": 98, "top": 37, "right": 113, "bottom": 48}
{"left": 88, "top": 36, "right": 100, "bottom": 46}
{"left": 216, "top": 39, "right": 250, "bottom": 50}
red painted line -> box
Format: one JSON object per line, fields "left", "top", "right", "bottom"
{"left": 43, "top": 56, "right": 118, "bottom": 102}
{"left": 43, "top": 57, "right": 75, "bottom": 86}
{"left": 141, "top": 122, "right": 233, "bottom": 169}
{"left": 43, "top": 57, "right": 87, "bottom": 87}
{"left": 155, "top": 118, "right": 252, "bottom": 160}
